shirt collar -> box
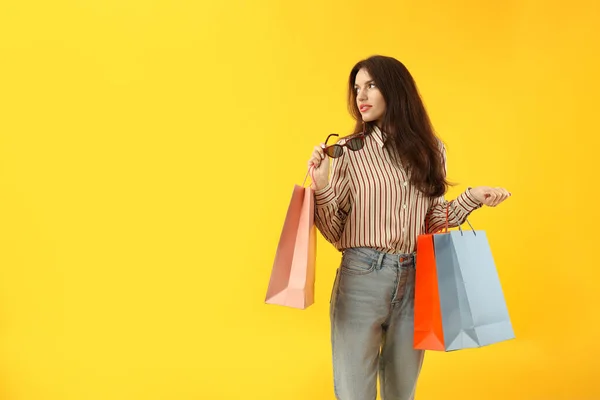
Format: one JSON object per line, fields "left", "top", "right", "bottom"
{"left": 371, "top": 125, "right": 385, "bottom": 148}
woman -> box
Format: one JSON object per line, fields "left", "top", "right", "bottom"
{"left": 307, "top": 55, "right": 511, "bottom": 400}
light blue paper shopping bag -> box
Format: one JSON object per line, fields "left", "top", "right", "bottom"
{"left": 432, "top": 222, "right": 515, "bottom": 351}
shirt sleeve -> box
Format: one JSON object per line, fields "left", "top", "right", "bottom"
{"left": 425, "top": 142, "right": 483, "bottom": 233}
{"left": 313, "top": 153, "right": 351, "bottom": 245}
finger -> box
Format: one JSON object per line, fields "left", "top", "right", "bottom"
{"left": 495, "top": 188, "right": 509, "bottom": 205}
{"left": 485, "top": 192, "right": 498, "bottom": 206}
{"left": 497, "top": 190, "right": 509, "bottom": 206}
{"left": 487, "top": 189, "right": 499, "bottom": 206}
{"left": 495, "top": 187, "right": 508, "bottom": 199}
{"left": 499, "top": 190, "right": 509, "bottom": 205}
{"left": 314, "top": 145, "right": 325, "bottom": 159}
{"left": 492, "top": 195, "right": 503, "bottom": 207}
{"left": 495, "top": 189, "right": 506, "bottom": 206}
{"left": 310, "top": 148, "right": 323, "bottom": 164}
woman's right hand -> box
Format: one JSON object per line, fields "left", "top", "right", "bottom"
{"left": 308, "top": 144, "right": 330, "bottom": 191}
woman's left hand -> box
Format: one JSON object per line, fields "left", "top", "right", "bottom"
{"left": 469, "top": 186, "right": 512, "bottom": 207}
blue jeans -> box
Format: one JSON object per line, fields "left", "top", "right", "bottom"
{"left": 329, "top": 247, "right": 425, "bottom": 400}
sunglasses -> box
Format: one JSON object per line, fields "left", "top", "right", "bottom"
{"left": 323, "top": 132, "right": 367, "bottom": 158}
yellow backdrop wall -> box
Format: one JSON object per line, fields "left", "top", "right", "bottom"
{"left": 1, "top": 0, "right": 598, "bottom": 399}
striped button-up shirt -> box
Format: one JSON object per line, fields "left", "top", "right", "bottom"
{"left": 314, "top": 126, "right": 482, "bottom": 255}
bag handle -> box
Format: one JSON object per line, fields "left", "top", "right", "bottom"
{"left": 450, "top": 202, "right": 477, "bottom": 236}
{"left": 302, "top": 166, "right": 316, "bottom": 188}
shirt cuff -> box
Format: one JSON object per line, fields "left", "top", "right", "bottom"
{"left": 314, "top": 182, "right": 336, "bottom": 207}
{"left": 457, "top": 187, "right": 483, "bottom": 213}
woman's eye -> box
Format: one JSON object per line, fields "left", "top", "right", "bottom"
{"left": 355, "top": 84, "right": 375, "bottom": 93}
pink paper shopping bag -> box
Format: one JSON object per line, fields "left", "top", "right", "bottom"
{"left": 265, "top": 181, "right": 316, "bottom": 310}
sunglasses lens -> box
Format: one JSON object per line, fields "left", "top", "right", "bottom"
{"left": 325, "top": 145, "right": 343, "bottom": 158}
{"left": 346, "top": 137, "right": 364, "bottom": 151}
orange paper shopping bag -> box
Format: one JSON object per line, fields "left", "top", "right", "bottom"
{"left": 413, "top": 232, "right": 445, "bottom": 350}
{"left": 265, "top": 177, "right": 316, "bottom": 310}
{"left": 414, "top": 206, "right": 451, "bottom": 351}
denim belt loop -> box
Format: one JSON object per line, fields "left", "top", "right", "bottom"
{"left": 375, "top": 252, "right": 385, "bottom": 271}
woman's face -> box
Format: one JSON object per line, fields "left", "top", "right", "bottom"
{"left": 354, "top": 68, "right": 386, "bottom": 125}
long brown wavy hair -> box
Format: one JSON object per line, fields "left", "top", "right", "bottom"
{"left": 347, "top": 55, "right": 451, "bottom": 198}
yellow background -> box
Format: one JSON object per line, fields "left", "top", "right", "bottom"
{"left": 0, "top": 0, "right": 598, "bottom": 399}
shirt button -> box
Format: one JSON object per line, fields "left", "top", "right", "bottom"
{"left": 403, "top": 204, "right": 407, "bottom": 209}
{"left": 403, "top": 182, "right": 408, "bottom": 187}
